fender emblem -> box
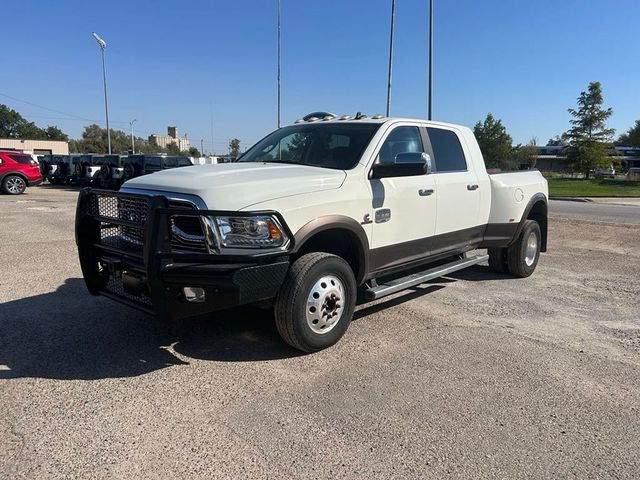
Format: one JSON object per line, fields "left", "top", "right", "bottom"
{"left": 361, "top": 213, "right": 372, "bottom": 225}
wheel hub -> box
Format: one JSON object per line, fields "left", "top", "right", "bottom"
{"left": 306, "top": 275, "right": 345, "bottom": 334}
{"left": 524, "top": 231, "right": 538, "bottom": 267}
{"left": 6, "top": 177, "right": 25, "bottom": 194}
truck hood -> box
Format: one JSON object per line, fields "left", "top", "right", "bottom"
{"left": 122, "top": 162, "right": 346, "bottom": 210}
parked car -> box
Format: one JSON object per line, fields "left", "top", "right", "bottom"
{"left": 626, "top": 167, "right": 640, "bottom": 180}
{"left": 592, "top": 166, "right": 615, "bottom": 178}
{"left": 68, "top": 154, "right": 94, "bottom": 185}
{"left": 91, "top": 155, "right": 126, "bottom": 189}
{"left": 44, "top": 155, "right": 73, "bottom": 184}
{"left": 76, "top": 115, "right": 548, "bottom": 352}
{"left": 122, "top": 155, "right": 192, "bottom": 181}
{"left": 0, "top": 151, "right": 43, "bottom": 194}
{"left": 77, "top": 155, "right": 120, "bottom": 187}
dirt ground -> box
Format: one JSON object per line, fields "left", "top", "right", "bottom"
{"left": 1, "top": 187, "right": 639, "bottom": 479}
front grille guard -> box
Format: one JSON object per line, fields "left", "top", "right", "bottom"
{"left": 75, "top": 188, "right": 292, "bottom": 315}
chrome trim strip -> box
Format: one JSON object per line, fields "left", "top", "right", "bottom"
{"left": 119, "top": 187, "right": 208, "bottom": 209}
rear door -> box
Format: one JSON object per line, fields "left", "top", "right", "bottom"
{"left": 427, "top": 126, "right": 482, "bottom": 255}
{"left": 0, "top": 154, "right": 10, "bottom": 179}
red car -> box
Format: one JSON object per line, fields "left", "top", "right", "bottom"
{"left": 0, "top": 151, "right": 43, "bottom": 195}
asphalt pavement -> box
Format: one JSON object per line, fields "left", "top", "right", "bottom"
{"left": 1, "top": 186, "right": 639, "bottom": 479}
{"left": 549, "top": 199, "right": 640, "bottom": 224}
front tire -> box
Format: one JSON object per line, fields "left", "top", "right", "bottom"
{"left": 2, "top": 175, "right": 27, "bottom": 195}
{"left": 506, "top": 220, "right": 541, "bottom": 278}
{"left": 274, "top": 252, "right": 356, "bottom": 353}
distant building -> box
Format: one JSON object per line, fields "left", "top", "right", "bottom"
{"left": 0, "top": 138, "right": 69, "bottom": 155}
{"left": 532, "top": 145, "right": 640, "bottom": 172}
{"left": 148, "top": 126, "right": 190, "bottom": 151}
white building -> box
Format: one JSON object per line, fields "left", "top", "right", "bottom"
{"left": 0, "top": 138, "right": 69, "bottom": 155}
{"left": 148, "top": 126, "right": 190, "bottom": 151}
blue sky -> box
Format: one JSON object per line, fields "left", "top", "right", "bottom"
{"left": 2, "top": 0, "right": 639, "bottom": 153}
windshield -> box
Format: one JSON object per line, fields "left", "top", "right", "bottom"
{"left": 239, "top": 123, "right": 380, "bottom": 170}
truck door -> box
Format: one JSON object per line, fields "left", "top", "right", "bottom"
{"left": 368, "top": 125, "right": 437, "bottom": 272}
{"left": 426, "top": 126, "right": 482, "bottom": 255}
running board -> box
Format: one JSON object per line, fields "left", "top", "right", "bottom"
{"left": 363, "top": 254, "right": 489, "bottom": 300}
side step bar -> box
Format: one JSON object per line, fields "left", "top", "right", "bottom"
{"left": 363, "top": 254, "right": 489, "bottom": 300}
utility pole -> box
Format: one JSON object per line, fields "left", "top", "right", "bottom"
{"left": 385, "top": 0, "right": 396, "bottom": 117}
{"left": 129, "top": 119, "right": 136, "bottom": 154}
{"left": 92, "top": 32, "right": 111, "bottom": 154}
{"left": 200, "top": 139, "right": 204, "bottom": 155}
{"left": 277, "top": 0, "right": 282, "bottom": 128}
{"left": 428, "top": 0, "right": 434, "bottom": 120}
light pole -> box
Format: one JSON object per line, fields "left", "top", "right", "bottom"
{"left": 92, "top": 32, "right": 111, "bottom": 154}
{"left": 129, "top": 119, "right": 136, "bottom": 154}
{"left": 386, "top": 0, "right": 396, "bottom": 117}
{"left": 277, "top": 0, "right": 281, "bottom": 128}
{"left": 428, "top": 0, "right": 434, "bottom": 120}
{"left": 200, "top": 139, "right": 204, "bottom": 156}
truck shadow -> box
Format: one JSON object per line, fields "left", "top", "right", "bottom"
{"left": 446, "top": 264, "right": 516, "bottom": 281}
{"left": 0, "top": 269, "right": 500, "bottom": 380}
{"left": 0, "top": 278, "right": 298, "bottom": 380}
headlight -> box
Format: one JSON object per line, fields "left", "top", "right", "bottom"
{"left": 213, "top": 215, "right": 288, "bottom": 248}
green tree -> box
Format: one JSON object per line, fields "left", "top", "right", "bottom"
{"left": 546, "top": 135, "right": 568, "bottom": 147}
{"left": 563, "top": 81, "right": 614, "bottom": 177}
{"left": 44, "top": 125, "right": 69, "bottom": 141}
{"left": 70, "top": 124, "right": 150, "bottom": 154}
{"left": 512, "top": 138, "right": 538, "bottom": 169}
{"left": 166, "top": 142, "right": 180, "bottom": 154}
{"left": 0, "top": 104, "right": 69, "bottom": 140}
{"left": 473, "top": 113, "right": 514, "bottom": 170}
{"left": 617, "top": 120, "right": 640, "bottom": 147}
{"left": 187, "top": 147, "right": 201, "bottom": 157}
{"left": 229, "top": 138, "right": 241, "bottom": 157}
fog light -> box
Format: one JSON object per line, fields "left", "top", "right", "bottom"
{"left": 183, "top": 287, "right": 206, "bottom": 303}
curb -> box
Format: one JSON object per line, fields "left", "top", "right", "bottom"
{"left": 549, "top": 197, "right": 593, "bottom": 203}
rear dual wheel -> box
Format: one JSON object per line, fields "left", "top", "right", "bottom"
{"left": 488, "top": 220, "right": 541, "bottom": 278}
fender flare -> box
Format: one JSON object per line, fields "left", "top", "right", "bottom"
{"left": 0, "top": 171, "right": 29, "bottom": 185}
{"left": 511, "top": 193, "right": 548, "bottom": 251}
{"left": 292, "top": 215, "right": 370, "bottom": 284}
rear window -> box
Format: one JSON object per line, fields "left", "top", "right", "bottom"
{"left": 146, "top": 157, "right": 163, "bottom": 167}
{"left": 427, "top": 127, "right": 467, "bottom": 172}
{"left": 9, "top": 154, "right": 36, "bottom": 165}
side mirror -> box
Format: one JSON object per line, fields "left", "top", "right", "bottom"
{"left": 370, "top": 152, "right": 432, "bottom": 179}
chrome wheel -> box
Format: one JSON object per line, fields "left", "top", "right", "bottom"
{"left": 306, "top": 275, "right": 345, "bottom": 334}
{"left": 524, "top": 231, "right": 538, "bottom": 267}
{"left": 6, "top": 176, "right": 26, "bottom": 194}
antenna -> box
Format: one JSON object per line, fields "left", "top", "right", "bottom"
{"left": 386, "top": 0, "right": 396, "bottom": 117}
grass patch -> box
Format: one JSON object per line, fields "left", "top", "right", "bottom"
{"left": 547, "top": 178, "right": 640, "bottom": 197}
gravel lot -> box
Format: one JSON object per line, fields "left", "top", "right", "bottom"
{"left": 1, "top": 186, "right": 639, "bottom": 479}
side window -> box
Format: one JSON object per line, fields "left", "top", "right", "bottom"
{"left": 377, "top": 126, "right": 423, "bottom": 165}
{"left": 427, "top": 127, "right": 467, "bottom": 172}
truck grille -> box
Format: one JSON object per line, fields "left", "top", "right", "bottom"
{"left": 86, "top": 191, "right": 208, "bottom": 255}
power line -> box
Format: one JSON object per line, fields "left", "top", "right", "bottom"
{"left": 0, "top": 91, "right": 257, "bottom": 147}
{"left": 0, "top": 92, "right": 131, "bottom": 125}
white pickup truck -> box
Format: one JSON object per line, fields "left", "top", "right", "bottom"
{"left": 76, "top": 114, "right": 548, "bottom": 352}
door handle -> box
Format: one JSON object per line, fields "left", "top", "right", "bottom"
{"left": 467, "top": 184, "right": 479, "bottom": 191}
{"left": 418, "top": 188, "right": 434, "bottom": 196}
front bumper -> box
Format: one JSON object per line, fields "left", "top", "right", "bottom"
{"left": 75, "top": 189, "right": 290, "bottom": 321}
